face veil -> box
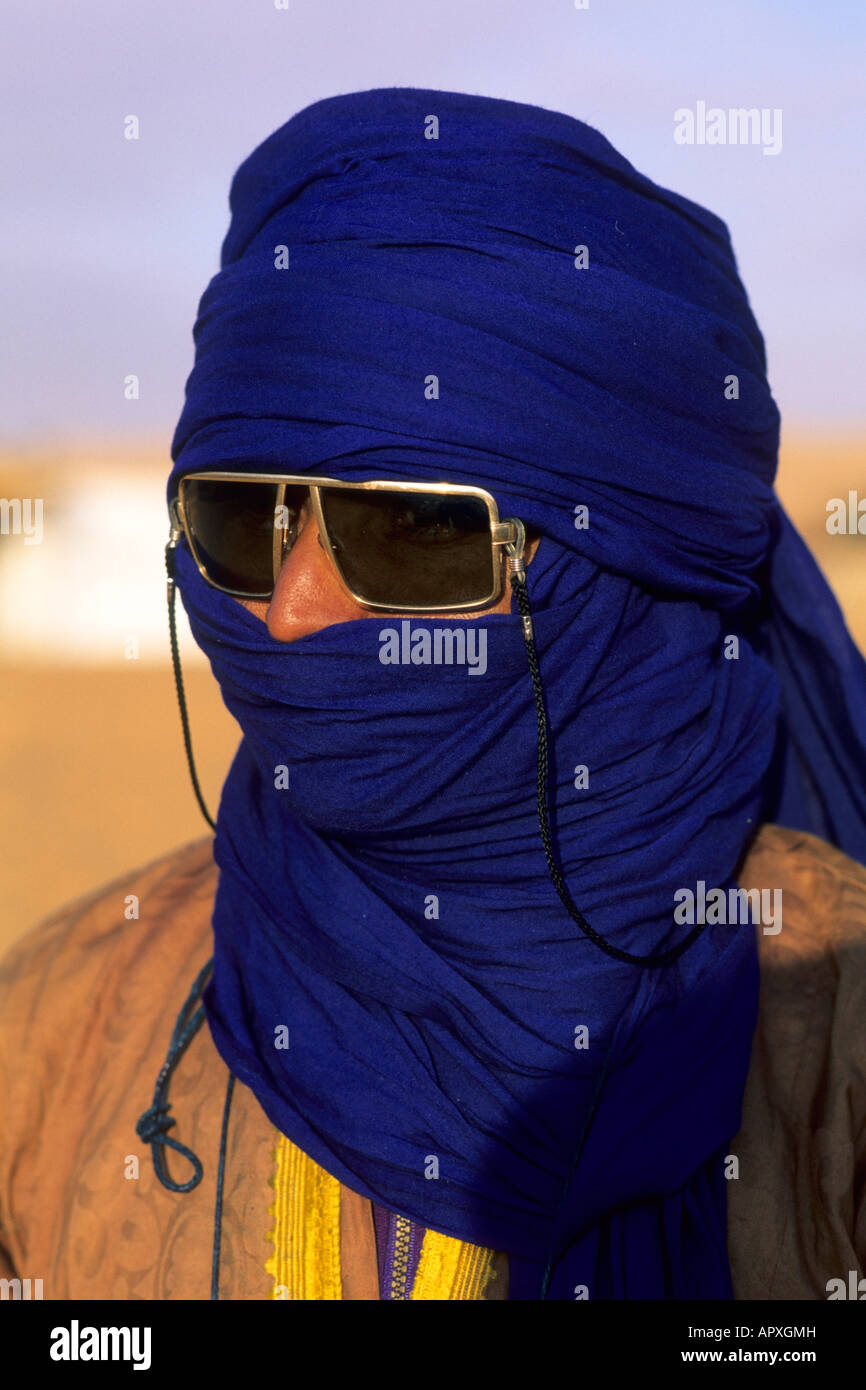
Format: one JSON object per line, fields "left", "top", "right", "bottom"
{"left": 166, "top": 87, "right": 866, "bottom": 1298}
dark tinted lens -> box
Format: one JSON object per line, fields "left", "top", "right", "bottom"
{"left": 318, "top": 488, "right": 494, "bottom": 607}
{"left": 180, "top": 478, "right": 306, "bottom": 596}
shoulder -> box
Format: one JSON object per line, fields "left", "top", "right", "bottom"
{"left": 0, "top": 840, "right": 250, "bottom": 1299}
{"left": 0, "top": 838, "right": 217, "bottom": 1076}
{"left": 738, "top": 822, "right": 866, "bottom": 954}
{"left": 728, "top": 822, "right": 861, "bottom": 1289}
{"left": 729, "top": 824, "right": 866, "bottom": 1297}
{"left": 740, "top": 820, "right": 866, "bottom": 891}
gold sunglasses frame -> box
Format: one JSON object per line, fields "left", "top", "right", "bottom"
{"left": 170, "top": 471, "right": 525, "bottom": 614}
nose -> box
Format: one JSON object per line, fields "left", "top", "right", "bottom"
{"left": 254, "top": 506, "right": 368, "bottom": 641}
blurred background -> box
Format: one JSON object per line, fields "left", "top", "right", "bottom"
{"left": 1, "top": 1, "right": 863, "bottom": 951}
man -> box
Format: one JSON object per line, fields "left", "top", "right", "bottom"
{"left": 2, "top": 87, "right": 865, "bottom": 1301}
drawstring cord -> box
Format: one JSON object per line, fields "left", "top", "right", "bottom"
{"left": 134, "top": 954, "right": 236, "bottom": 1300}
{"left": 135, "top": 957, "right": 213, "bottom": 1192}
{"left": 211, "top": 1072, "right": 236, "bottom": 1300}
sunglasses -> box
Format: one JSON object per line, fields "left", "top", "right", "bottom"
{"left": 169, "top": 472, "right": 527, "bottom": 613}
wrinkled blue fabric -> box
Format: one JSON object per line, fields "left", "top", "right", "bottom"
{"left": 167, "top": 88, "right": 866, "bottom": 1299}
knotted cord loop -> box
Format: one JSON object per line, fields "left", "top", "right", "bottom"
{"left": 136, "top": 957, "right": 214, "bottom": 1193}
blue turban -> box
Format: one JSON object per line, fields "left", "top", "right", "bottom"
{"left": 168, "top": 88, "right": 866, "bottom": 1299}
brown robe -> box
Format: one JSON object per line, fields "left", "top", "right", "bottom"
{"left": 0, "top": 823, "right": 864, "bottom": 1299}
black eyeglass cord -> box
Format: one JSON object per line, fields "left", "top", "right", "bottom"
{"left": 166, "top": 540, "right": 217, "bottom": 832}
{"left": 508, "top": 567, "right": 705, "bottom": 969}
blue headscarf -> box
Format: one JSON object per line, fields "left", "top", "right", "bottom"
{"left": 168, "top": 88, "right": 866, "bottom": 1299}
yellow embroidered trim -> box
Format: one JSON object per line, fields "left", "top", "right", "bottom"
{"left": 266, "top": 1129, "right": 497, "bottom": 1300}
{"left": 411, "top": 1227, "right": 497, "bottom": 1301}
{"left": 266, "top": 1131, "right": 342, "bottom": 1299}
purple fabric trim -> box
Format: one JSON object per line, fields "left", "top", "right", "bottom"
{"left": 373, "top": 1202, "right": 390, "bottom": 1295}
{"left": 372, "top": 1201, "right": 426, "bottom": 1299}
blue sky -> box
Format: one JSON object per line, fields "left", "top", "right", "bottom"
{"left": 2, "top": 0, "right": 864, "bottom": 444}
